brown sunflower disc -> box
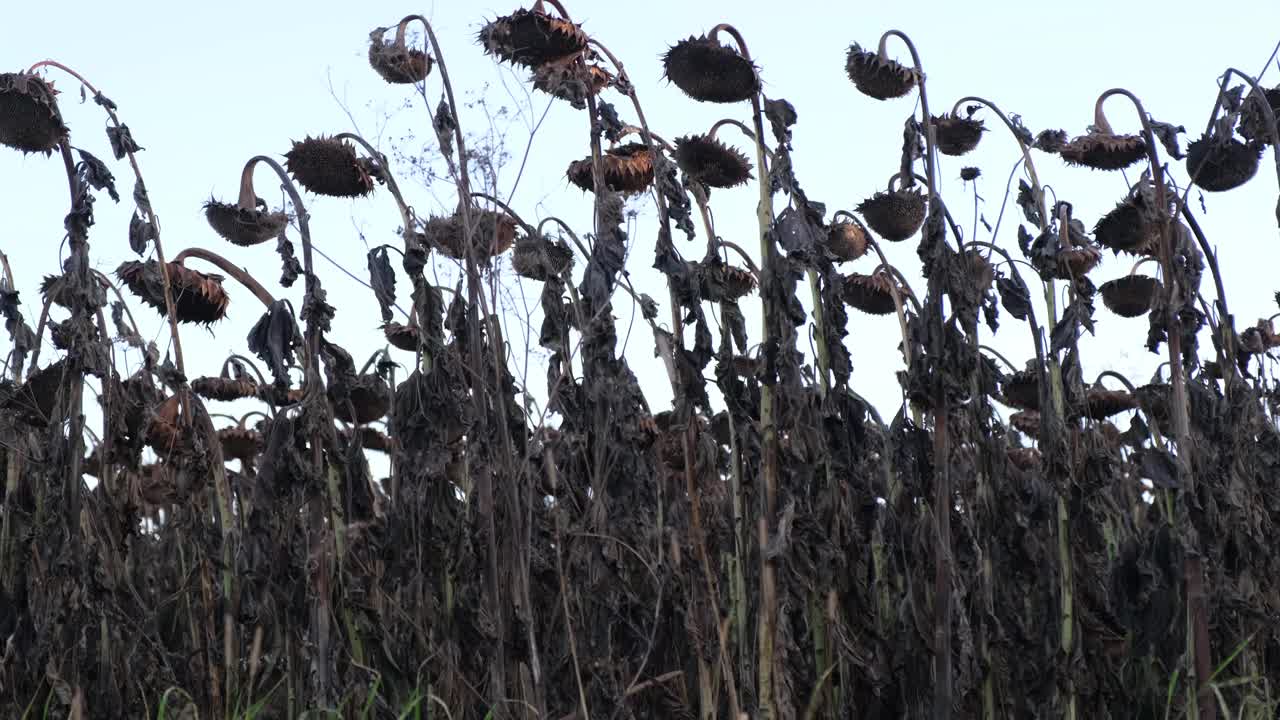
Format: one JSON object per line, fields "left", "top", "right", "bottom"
{"left": 674, "top": 134, "right": 752, "bottom": 188}
{"left": 1085, "top": 388, "right": 1138, "bottom": 420}
{"left": 2, "top": 359, "right": 68, "bottom": 427}
{"left": 663, "top": 35, "right": 759, "bottom": 103}
{"left": 856, "top": 186, "right": 926, "bottom": 242}
{"left": 825, "top": 220, "right": 869, "bottom": 262}
{"left": 842, "top": 272, "right": 900, "bottom": 315}
{"left": 381, "top": 321, "right": 420, "bottom": 351}
{"left": 566, "top": 142, "right": 655, "bottom": 194}
{"left": 331, "top": 374, "right": 392, "bottom": 425}
{"left": 1100, "top": 275, "right": 1160, "bottom": 318}
{"left": 1054, "top": 245, "right": 1102, "bottom": 280}
{"left": 1009, "top": 410, "right": 1040, "bottom": 437}
{"left": 116, "top": 260, "right": 230, "bottom": 325}
{"left": 204, "top": 200, "right": 289, "bottom": 247}
{"left": 512, "top": 236, "right": 574, "bottom": 281}
{"left": 1093, "top": 185, "right": 1163, "bottom": 255}
{"left": 0, "top": 72, "right": 67, "bottom": 155}
{"left": 1059, "top": 132, "right": 1146, "bottom": 170}
{"left": 145, "top": 395, "right": 188, "bottom": 456}
{"left": 699, "top": 262, "right": 756, "bottom": 302}
{"left": 532, "top": 55, "right": 612, "bottom": 109}
{"left": 478, "top": 9, "right": 589, "bottom": 69}
{"left": 285, "top": 136, "right": 376, "bottom": 198}
{"left": 845, "top": 44, "right": 916, "bottom": 101}
{"left": 932, "top": 113, "right": 985, "bottom": 156}
{"left": 192, "top": 376, "right": 260, "bottom": 402}
{"left": 1186, "top": 133, "right": 1260, "bottom": 192}
{"left": 1001, "top": 369, "right": 1040, "bottom": 412}
{"left": 421, "top": 208, "right": 517, "bottom": 260}
{"left": 368, "top": 36, "right": 433, "bottom": 84}
{"left": 1007, "top": 447, "right": 1041, "bottom": 471}
{"left": 218, "top": 427, "right": 264, "bottom": 463}
{"left": 1240, "top": 85, "right": 1280, "bottom": 144}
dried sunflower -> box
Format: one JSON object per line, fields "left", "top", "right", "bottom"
{"left": 2, "top": 360, "right": 67, "bottom": 427}
{"left": 204, "top": 199, "right": 289, "bottom": 247}
{"left": 420, "top": 208, "right": 518, "bottom": 260}
{"left": 699, "top": 261, "right": 756, "bottom": 302}
{"left": 532, "top": 54, "right": 612, "bottom": 109}
{"left": 284, "top": 136, "right": 376, "bottom": 198}
{"left": 478, "top": 7, "right": 589, "bottom": 69}
{"left": 1009, "top": 410, "right": 1040, "bottom": 436}
{"left": 842, "top": 270, "right": 904, "bottom": 315}
{"left": 331, "top": 374, "right": 392, "bottom": 425}
{"left": 1085, "top": 388, "right": 1137, "bottom": 420}
{"left": 825, "top": 217, "right": 870, "bottom": 262}
{"left": 932, "top": 113, "right": 986, "bottom": 156}
{"left": 663, "top": 34, "right": 759, "bottom": 103}
{"left": 116, "top": 260, "right": 229, "bottom": 325}
{"left": 218, "top": 427, "right": 264, "bottom": 464}
{"left": 674, "top": 134, "right": 752, "bottom": 188}
{"left": 845, "top": 43, "right": 916, "bottom": 101}
{"left": 1093, "top": 181, "right": 1165, "bottom": 255}
{"left": 381, "top": 321, "right": 420, "bottom": 351}
{"left": 1186, "top": 133, "right": 1260, "bottom": 192}
{"left": 857, "top": 180, "right": 926, "bottom": 242}
{"left": 368, "top": 22, "right": 433, "bottom": 84}
{"left": 1100, "top": 275, "right": 1160, "bottom": 318}
{"left": 1054, "top": 245, "right": 1102, "bottom": 280}
{"left": 512, "top": 236, "right": 574, "bottom": 281}
{"left": 145, "top": 395, "right": 188, "bottom": 456}
{"left": 566, "top": 142, "right": 655, "bottom": 194}
{"left": 966, "top": 249, "right": 995, "bottom": 293}
{"left": 1059, "top": 131, "right": 1146, "bottom": 170}
{"left": 192, "top": 376, "right": 260, "bottom": 402}
{"left": 1007, "top": 447, "right": 1041, "bottom": 471}
{"left": 1001, "top": 369, "right": 1040, "bottom": 412}
{"left": 1240, "top": 84, "right": 1280, "bottom": 144}
{"left": 0, "top": 72, "right": 67, "bottom": 155}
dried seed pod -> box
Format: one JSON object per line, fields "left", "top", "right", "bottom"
{"left": 420, "top": 208, "right": 518, "bottom": 260}
{"left": 218, "top": 427, "right": 264, "bottom": 463}
{"left": 1001, "top": 369, "right": 1040, "bottom": 412}
{"left": 0, "top": 72, "right": 67, "bottom": 155}
{"left": 2, "top": 360, "right": 67, "bottom": 427}
{"left": 825, "top": 218, "right": 870, "bottom": 262}
{"left": 512, "top": 236, "right": 574, "bottom": 281}
{"left": 932, "top": 113, "right": 986, "bottom": 156}
{"left": 1085, "top": 388, "right": 1138, "bottom": 420}
{"left": 1009, "top": 410, "right": 1040, "bottom": 436}
{"left": 1059, "top": 131, "right": 1146, "bottom": 170}
{"left": 566, "top": 142, "right": 655, "bottom": 194}
{"left": 204, "top": 200, "right": 289, "bottom": 247}
{"left": 663, "top": 34, "right": 759, "bottom": 104}
{"left": 192, "top": 376, "right": 259, "bottom": 402}
{"left": 1186, "top": 133, "right": 1260, "bottom": 192}
{"left": 844, "top": 43, "right": 916, "bottom": 101}
{"left": 1007, "top": 447, "right": 1041, "bottom": 471}
{"left": 1100, "top": 275, "right": 1160, "bottom": 318}
{"left": 284, "top": 136, "right": 376, "bottom": 198}
{"left": 1240, "top": 84, "right": 1280, "bottom": 144}
{"left": 842, "top": 271, "right": 903, "bottom": 315}
{"left": 478, "top": 8, "right": 589, "bottom": 69}
{"left": 699, "top": 262, "right": 756, "bottom": 302}
{"left": 368, "top": 22, "right": 433, "bottom": 84}
{"left": 673, "top": 134, "right": 752, "bottom": 188}
{"left": 116, "top": 260, "right": 230, "bottom": 325}
{"left": 1093, "top": 181, "right": 1164, "bottom": 255}
{"left": 331, "top": 374, "right": 392, "bottom": 424}
{"left": 856, "top": 179, "right": 926, "bottom": 242}
{"left": 381, "top": 321, "right": 420, "bottom": 351}
{"left": 1054, "top": 245, "right": 1102, "bottom": 280}
{"left": 532, "top": 54, "right": 612, "bottom": 109}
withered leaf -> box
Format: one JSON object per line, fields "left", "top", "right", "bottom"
{"left": 367, "top": 247, "right": 397, "bottom": 323}
{"left": 1148, "top": 119, "right": 1185, "bottom": 160}
{"left": 595, "top": 100, "right": 624, "bottom": 143}
{"left": 1016, "top": 180, "right": 1041, "bottom": 226}
{"left": 248, "top": 299, "right": 298, "bottom": 385}
{"left": 76, "top": 147, "right": 119, "bottom": 202}
{"left": 764, "top": 97, "right": 797, "bottom": 146}
{"left": 128, "top": 212, "right": 156, "bottom": 255}
{"left": 639, "top": 293, "right": 659, "bottom": 320}
{"left": 433, "top": 96, "right": 456, "bottom": 157}
{"left": 105, "top": 124, "right": 141, "bottom": 160}
{"left": 276, "top": 228, "right": 302, "bottom": 287}
{"left": 1138, "top": 448, "right": 1180, "bottom": 488}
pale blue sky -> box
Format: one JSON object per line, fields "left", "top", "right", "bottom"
{"left": 4, "top": 0, "right": 1279, "bottom": 447}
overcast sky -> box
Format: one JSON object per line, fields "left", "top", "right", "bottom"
{"left": 4, "top": 0, "right": 1279, "bottom": 464}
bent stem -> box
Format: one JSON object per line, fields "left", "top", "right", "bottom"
{"left": 1096, "top": 86, "right": 1212, "bottom": 720}
{"left": 29, "top": 60, "right": 186, "bottom": 378}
